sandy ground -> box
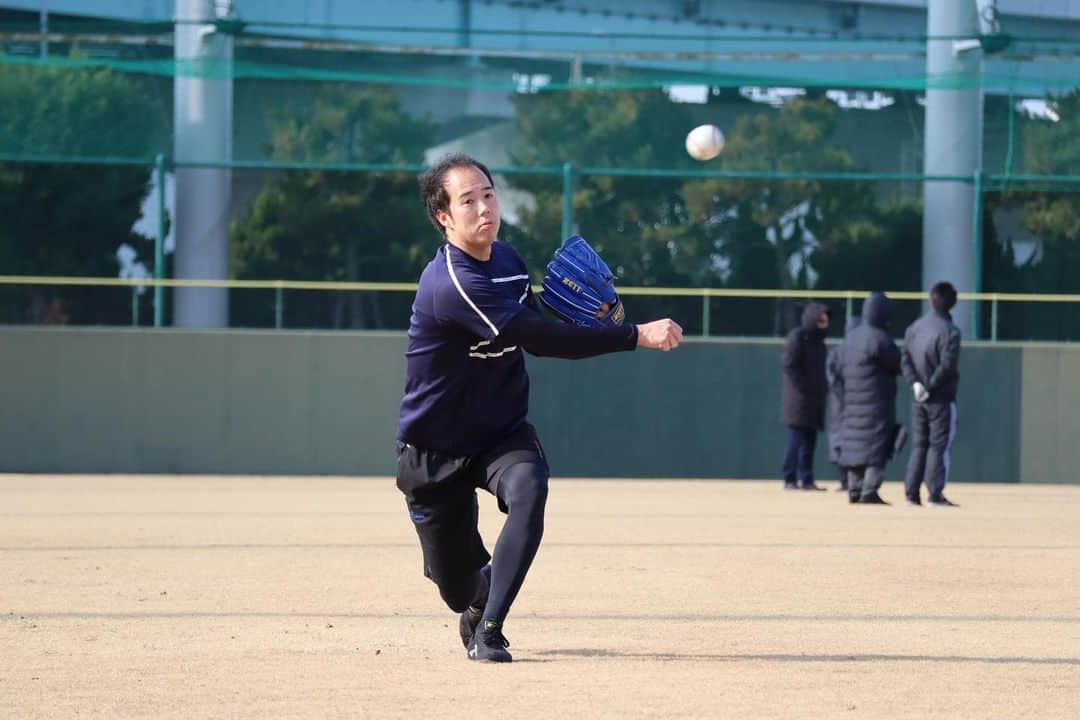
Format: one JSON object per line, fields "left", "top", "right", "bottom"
{"left": 1, "top": 474, "right": 1078, "bottom": 719}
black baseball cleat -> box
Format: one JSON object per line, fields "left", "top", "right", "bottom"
{"left": 459, "top": 605, "right": 483, "bottom": 649}
{"left": 848, "top": 492, "right": 861, "bottom": 504}
{"left": 468, "top": 620, "right": 512, "bottom": 663}
{"left": 859, "top": 492, "right": 890, "bottom": 505}
{"left": 928, "top": 495, "right": 959, "bottom": 507}
{"left": 800, "top": 483, "right": 827, "bottom": 491}
{"left": 783, "top": 482, "right": 799, "bottom": 491}
{"left": 906, "top": 496, "right": 922, "bottom": 506}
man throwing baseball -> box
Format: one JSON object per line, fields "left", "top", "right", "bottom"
{"left": 395, "top": 153, "right": 682, "bottom": 663}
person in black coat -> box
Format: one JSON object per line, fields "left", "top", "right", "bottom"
{"left": 837, "top": 292, "right": 902, "bottom": 504}
{"left": 780, "top": 302, "right": 831, "bottom": 490}
{"left": 826, "top": 315, "right": 862, "bottom": 491}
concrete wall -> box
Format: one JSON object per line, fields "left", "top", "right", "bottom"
{"left": 1, "top": 328, "right": 1076, "bottom": 483}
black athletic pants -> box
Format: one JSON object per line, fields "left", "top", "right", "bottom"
{"left": 395, "top": 423, "right": 549, "bottom": 627}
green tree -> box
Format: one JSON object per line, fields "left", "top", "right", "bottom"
{"left": 809, "top": 199, "right": 923, "bottom": 334}
{"left": 508, "top": 87, "right": 749, "bottom": 330}
{"left": 674, "top": 97, "right": 879, "bottom": 333}
{"left": 508, "top": 90, "right": 889, "bottom": 334}
{"left": 0, "top": 65, "right": 166, "bottom": 323}
{"left": 507, "top": 88, "right": 701, "bottom": 276}
{"left": 812, "top": 200, "right": 923, "bottom": 291}
{"left": 230, "top": 85, "right": 436, "bottom": 328}
{"left": 984, "top": 90, "right": 1080, "bottom": 339}
{"left": 1021, "top": 90, "right": 1080, "bottom": 249}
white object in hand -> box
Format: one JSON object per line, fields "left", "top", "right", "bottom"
{"left": 912, "top": 382, "right": 930, "bottom": 403}
{"left": 685, "top": 124, "right": 724, "bottom": 161}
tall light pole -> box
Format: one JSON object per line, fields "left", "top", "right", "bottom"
{"left": 39, "top": 0, "right": 47, "bottom": 57}
{"left": 173, "top": 0, "right": 234, "bottom": 328}
{"left": 922, "top": 0, "right": 987, "bottom": 338}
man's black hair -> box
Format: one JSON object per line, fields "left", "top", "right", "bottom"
{"left": 419, "top": 153, "right": 495, "bottom": 238}
{"left": 930, "top": 281, "right": 958, "bottom": 312}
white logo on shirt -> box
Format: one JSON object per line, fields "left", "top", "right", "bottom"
{"left": 468, "top": 339, "right": 519, "bottom": 359}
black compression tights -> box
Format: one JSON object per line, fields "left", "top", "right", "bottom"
{"left": 483, "top": 462, "right": 549, "bottom": 625}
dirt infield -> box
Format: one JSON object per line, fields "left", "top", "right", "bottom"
{"left": 2, "top": 474, "right": 1078, "bottom": 719}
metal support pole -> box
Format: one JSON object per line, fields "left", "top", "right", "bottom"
{"left": 154, "top": 153, "right": 166, "bottom": 328}
{"left": 174, "top": 0, "right": 233, "bottom": 328}
{"left": 701, "top": 292, "right": 710, "bottom": 337}
{"left": 457, "top": 0, "right": 470, "bottom": 49}
{"left": 845, "top": 293, "right": 854, "bottom": 328}
{"left": 274, "top": 283, "right": 283, "bottom": 329}
{"left": 991, "top": 295, "right": 999, "bottom": 342}
{"left": 131, "top": 286, "right": 139, "bottom": 326}
{"left": 39, "top": 1, "right": 48, "bottom": 58}
{"left": 924, "top": 0, "right": 982, "bottom": 339}
{"left": 561, "top": 162, "right": 574, "bottom": 241}
{"left": 971, "top": 170, "right": 983, "bottom": 340}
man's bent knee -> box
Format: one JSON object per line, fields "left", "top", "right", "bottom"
{"left": 436, "top": 571, "right": 484, "bottom": 613}
{"left": 499, "top": 464, "right": 549, "bottom": 513}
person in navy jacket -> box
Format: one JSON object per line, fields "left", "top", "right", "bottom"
{"left": 395, "top": 154, "right": 683, "bottom": 662}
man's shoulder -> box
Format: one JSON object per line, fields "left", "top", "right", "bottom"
{"left": 416, "top": 246, "right": 449, "bottom": 288}
{"left": 492, "top": 239, "right": 522, "bottom": 257}
{"left": 490, "top": 240, "right": 528, "bottom": 269}
{"left": 908, "top": 313, "right": 931, "bottom": 331}
{"left": 930, "top": 311, "right": 961, "bottom": 338}
{"left": 420, "top": 246, "right": 483, "bottom": 308}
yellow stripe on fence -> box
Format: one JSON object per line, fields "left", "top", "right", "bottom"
{"left": 3, "top": 275, "right": 1080, "bottom": 303}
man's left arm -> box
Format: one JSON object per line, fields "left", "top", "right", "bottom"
{"left": 500, "top": 307, "right": 639, "bottom": 359}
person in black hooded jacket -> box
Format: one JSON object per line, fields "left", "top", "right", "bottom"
{"left": 837, "top": 292, "right": 902, "bottom": 504}
{"left": 826, "top": 315, "right": 862, "bottom": 491}
{"left": 780, "top": 302, "right": 831, "bottom": 490}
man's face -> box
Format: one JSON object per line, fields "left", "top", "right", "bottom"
{"left": 436, "top": 165, "right": 500, "bottom": 256}
{"left": 817, "top": 312, "right": 830, "bottom": 330}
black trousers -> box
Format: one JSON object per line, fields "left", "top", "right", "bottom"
{"left": 782, "top": 426, "right": 817, "bottom": 487}
{"left": 903, "top": 401, "right": 958, "bottom": 500}
{"left": 395, "top": 423, "right": 549, "bottom": 624}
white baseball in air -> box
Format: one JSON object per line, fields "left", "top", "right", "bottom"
{"left": 685, "top": 124, "right": 724, "bottom": 161}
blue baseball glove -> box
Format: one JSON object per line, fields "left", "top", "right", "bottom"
{"left": 539, "top": 235, "right": 625, "bottom": 328}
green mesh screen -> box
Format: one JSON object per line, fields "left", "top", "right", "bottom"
{"left": 0, "top": 14, "right": 1077, "bottom": 337}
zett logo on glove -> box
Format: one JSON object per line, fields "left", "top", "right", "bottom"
{"left": 539, "top": 235, "right": 624, "bottom": 329}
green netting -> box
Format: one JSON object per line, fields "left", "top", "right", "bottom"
{"left": 0, "top": 40, "right": 1076, "bottom": 94}
{"left": 0, "top": 13, "right": 1078, "bottom": 337}
{"left": 3, "top": 163, "right": 1077, "bottom": 339}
